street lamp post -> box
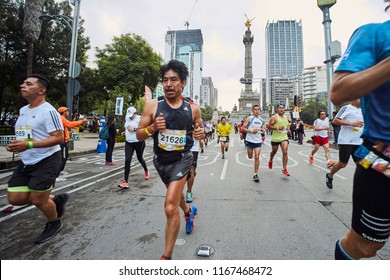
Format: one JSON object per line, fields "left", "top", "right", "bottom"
{"left": 40, "top": 0, "right": 81, "bottom": 120}
{"left": 317, "top": 0, "right": 336, "bottom": 118}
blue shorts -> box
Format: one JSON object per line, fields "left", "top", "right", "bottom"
{"left": 246, "top": 141, "right": 262, "bottom": 149}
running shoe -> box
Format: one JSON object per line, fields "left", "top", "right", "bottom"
{"left": 60, "top": 171, "right": 69, "bottom": 176}
{"left": 268, "top": 160, "right": 273, "bottom": 169}
{"left": 253, "top": 174, "right": 260, "bottom": 182}
{"left": 35, "top": 220, "right": 63, "bottom": 244}
{"left": 118, "top": 180, "right": 128, "bottom": 189}
{"left": 225, "top": 147, "right": 228, "bottom": 152}
{"left": 144, "top": 170, "right": 150, "bottom": 180}
{"left": 282, "top": 169, "right": 290, "bottom": 176}
{"left": 327, "top": 161, "right": 335, "bottom": 168}
{"left": 201, "top": 149, "right": 204, "bottom": 153}
{"left": 186, "top": 191, "right": 193, "bottom": 203}
{"left": 184, "top": 205, "right": 197, "bottom": 234}
{"left": 106, "top": 162, "right": 116, "bottom": 166}
{"left": 309, "top": 155, "right": 314, "bottom": 164}
{"left": 160, "top": 255, "right": 171, "bottom": 260}
{"left": 325, "top": 173, "right": 333, "bottom": 189}
{"left": 222, "top": 154, "right": 225, "bottom": 159}
{"left": 55, "top": 176, "right": 67, "bottom": 182}
{"left": 53, "top": 193, "right": 69, "bottom": 218}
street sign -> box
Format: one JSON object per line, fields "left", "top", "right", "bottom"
{"left": 74, "top": 61, "right": 81, "bottom": 78}
{"left": 67, "top": 78, "right": 80, "bottom": 96}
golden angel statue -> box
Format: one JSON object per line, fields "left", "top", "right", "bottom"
{"left": 244, "top": 13, "right": 256, "bottom": 30}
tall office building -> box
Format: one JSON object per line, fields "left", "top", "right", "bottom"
{"left": 265, "top": 20, "right": 304, "bottom": 105}
{"left": 164, "top": 29, "right": 203, "bottom": 104}
{"left": 303, "top": 65, "right": 327, "bottom": 101}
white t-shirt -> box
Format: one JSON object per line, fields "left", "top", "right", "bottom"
{"left": 191, "top": 139, "right": 200, "bottom": 152}
{"left": 125, "top": 115, "right": 141, "bottom": 143}
{"left": 245, "top": 116, "right": 264, "bottom": 143}
{"left": 336, "top": 104, "right": 364, "bottom": 145}
{"left": 16, "top": 102, "right": 63, "bottom": 165}
{"left": 313, "top": 117, "right": 330, "bottom": 138}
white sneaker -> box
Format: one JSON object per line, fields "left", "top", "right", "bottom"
{"left": 56, "top": 176, "right": 67, "bottom": 182}
{"left": 60, "top": 171, "right": 69, "bottom": 176}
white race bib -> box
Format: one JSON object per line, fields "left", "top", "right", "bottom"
{"left": 158, "top": 129, "right": 186, "bottom": 151}
{"left": 15, "top": 127, "right": 33, "bottom": 141}
{"left": 220, "top": 136, "right": 227, "bottom": 142}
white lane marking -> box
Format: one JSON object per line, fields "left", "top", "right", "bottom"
{"left": 235, "top": 151, "right": 298, "bottom": 169}
{"left": 0, "top": 172, "right": 13, "bottom": 180}
{"left": 220, "top": 159, "right": 228, "bottom": 180}
{"left": 297, "top": 151, "right": 346, "bottom": 179}
{"left": 0, "top": 159, "right": 153, "bottom": 223}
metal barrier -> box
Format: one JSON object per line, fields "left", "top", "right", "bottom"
{"left": 0, "top": 135, "right": 16, "bottom": 146}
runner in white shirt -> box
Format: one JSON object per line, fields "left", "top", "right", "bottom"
{"left": 242, "top": 105, "right": 265, "bottom": 182}
{"left": 309, "top": 110, "right": 335, "bottom": 168}
{"left": 6, "top": 74, "right": 68, "bottom": 244}
{"left": 325, "top": 100, "right": 364, "bottom": 189}
{"left": 117, "top": 107, "right": 149, "bottom": 189}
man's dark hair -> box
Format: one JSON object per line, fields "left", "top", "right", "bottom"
{"left": 318, "top": 110, "right": 326, "bottom": 117}
{"left": 221, "top": 116, "right": 226, "bottom": 121}
{"left": 27, "top": 73, "right": 51, "bottom": 93}
{"left": 160, "top": 60, "right": 189, "bottom": 82}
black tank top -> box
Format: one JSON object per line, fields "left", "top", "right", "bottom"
{"left": 153, "top": 96, "right": 194, "bottom": 162}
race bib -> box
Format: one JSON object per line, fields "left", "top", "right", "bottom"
{"left": 15, "top": 127, "right": 33, "bottom": 141}
{"left": 158, "top": 129, "right": 186, "bottom": 151}
{"left": 220, "top": 136, "right": 227, "bottom": 142}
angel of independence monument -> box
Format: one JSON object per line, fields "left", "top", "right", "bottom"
{"left": 235, "top": 16, "right": 259, "bottom": 119}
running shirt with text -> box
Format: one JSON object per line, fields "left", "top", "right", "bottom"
{"left": 153, "top": 97, "right": 194, "bottom": 159}
{"left": 336, "top": 104, "right": 363, "bottom": 145}
{"left": 245, "top": 116, "right": 264, "bottom": 144}
{"left": 336, "top": 20, "right": 390, "bottom": 145}
{"left": 15, "top": 102, "right": 63, "bottom": 165}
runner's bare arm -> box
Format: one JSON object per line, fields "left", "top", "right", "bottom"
{"left": 191, "top": 104, "right": 204, "bottom": 140}
{"left": 136, "top": 99, "right": 161, "bottom": 141}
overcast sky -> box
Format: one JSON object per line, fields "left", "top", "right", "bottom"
{"left": 72, "top": 0, "right": 389, "bottom": 111}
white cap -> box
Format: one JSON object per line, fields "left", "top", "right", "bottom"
{"left": 126, "top": 107, "right": 136, "bottom": 118}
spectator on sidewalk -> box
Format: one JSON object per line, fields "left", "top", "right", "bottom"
{"left": 57, "top": 107, "right": 88, "bottom": 181}
{"left": 105, "top": 114, "right": 117, "bottom": 166}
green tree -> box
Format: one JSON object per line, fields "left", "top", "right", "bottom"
{"left": 200, "top": 105, "right": 213, "bottom": 121}
{"left": 95, "top": 33, "right": 162, "bottom": 116}
{"left": 0, "top": 0, "right": 90, "bottom": 119}
{"left": 300, "top": 96, "right": 328, "bottom": 125}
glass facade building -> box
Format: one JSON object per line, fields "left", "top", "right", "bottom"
{"left": 265, "top": 20, "right": 304, "bottom": 104}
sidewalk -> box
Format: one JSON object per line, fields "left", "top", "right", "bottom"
{"left": 0, "top": 132, "right": 125, "bottom": 170}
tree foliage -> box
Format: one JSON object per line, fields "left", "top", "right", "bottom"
{"left": 200, "top": 105, "right": 213, "bottom": 121}
{"left": 300, "top": 96, "right": 328, "bottom": 125}
{"left": 94, "top": 33, "right": 162, "bottom": 116}
{"left": 0, "top": 0, "right": 90, "bottom": 123}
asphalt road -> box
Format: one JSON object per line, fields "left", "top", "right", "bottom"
{"left": 0, "top": 134, "right": 389, "bottom": 260}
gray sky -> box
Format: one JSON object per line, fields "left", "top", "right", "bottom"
{"left": 73, "top": 0, "right": 388, "bottom": 111}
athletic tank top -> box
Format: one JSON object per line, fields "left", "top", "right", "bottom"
{"left": 153, "top": 96, "right": 194, "bottom": 162}
{"left": 271, "top": 115, "right": 289, "bottom": 142}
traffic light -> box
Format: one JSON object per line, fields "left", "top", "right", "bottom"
{"left": 294, "top": 95, "right": 298, "bottom": 106}
{"left": 298, "top": 95, "right": 302, "bottom": 105}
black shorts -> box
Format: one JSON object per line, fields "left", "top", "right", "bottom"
{"left": 352, "top": 165, "right": 390, "bottom": 243}
{"left": 271, "top": 140, "right": 289, "bottom": 146}
{"left": 153, "top": 151, "right": 193, "bottom": 185}
{"left": 8, "top": 151, "right": 61, "bottom": 192}
{"left": 338, "top": 144, "right": 359, "bottom": 164}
